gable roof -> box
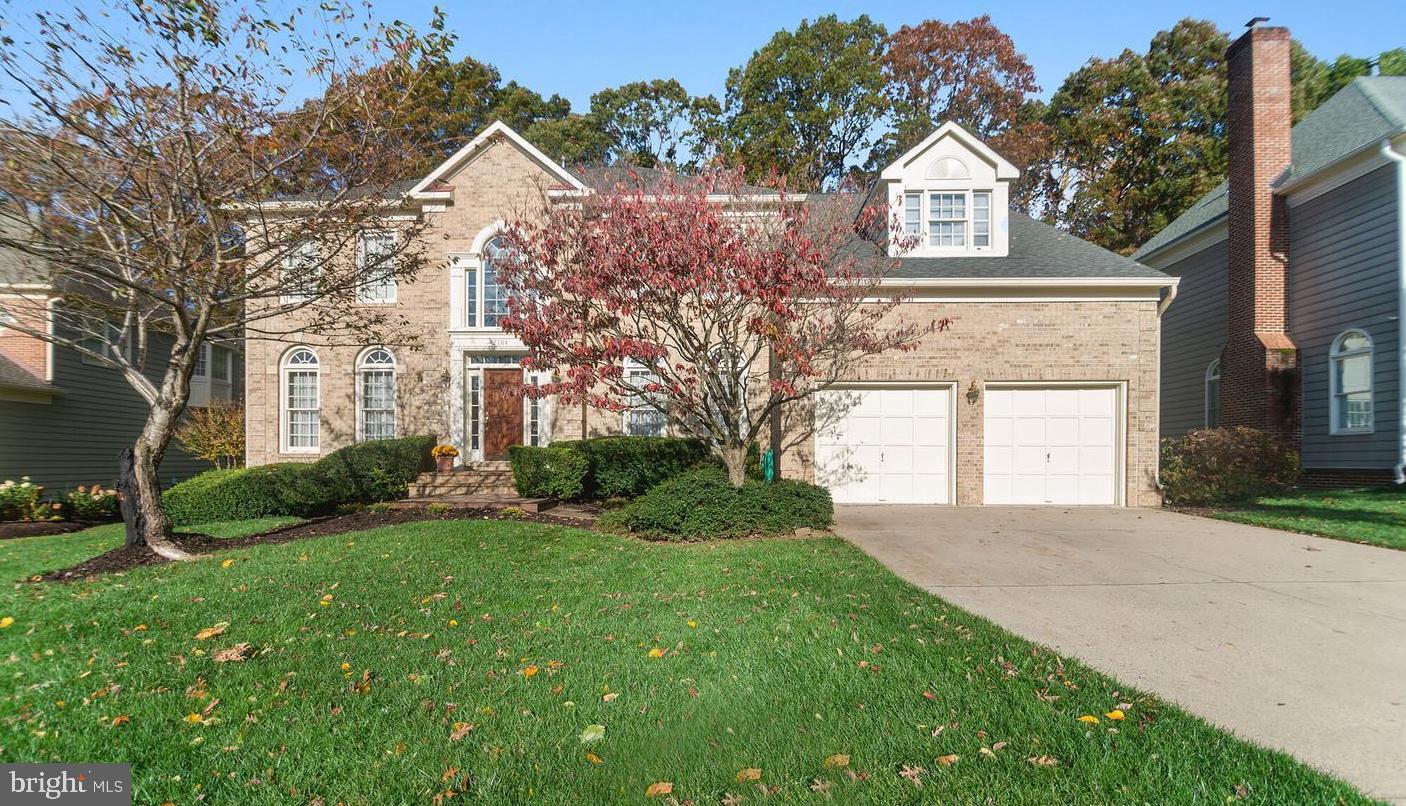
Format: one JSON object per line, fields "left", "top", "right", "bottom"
{"left": 1134, "top": 76, "right": 1406, "bottom": 260}
{"left": 0, "top": 350, "right": 52, "bottom": 394}
{"left": 407, "top": 120, "right": 587, "bottom": 197}
{"left": 879, "top": 121, "right": 1020, "bottom": 181}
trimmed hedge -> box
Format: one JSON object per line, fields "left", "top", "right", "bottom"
{"left": 1160, "top": 427, "right": 1301, "bottom": 506}
{"left": 163, "top": 435, "right": 435, "bottom": 525}
{"left": 599, "top": 467, "right": 832, "bottom": 540}
{"left": 507, "top": 445, "right": 590, "bottom": 500}
{"left": 312, "top": 434, "right": 435, "bottom": 504}
{"left": 509, "top": 436, "right": 716, "bottom": 500}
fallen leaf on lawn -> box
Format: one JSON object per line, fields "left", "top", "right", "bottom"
{"left": 1027, "top": 755, "right": 1060, "bottom": 767}
{"left": 110, "top": 714, "right": 130, "bottom": 727}
{"left": 194, "top": 623, "right": 228, "bottom": 641}
{"left": 522, "top": 665, "right": 539, "bottom": 678}
{"left": 0, "top": 616, "right": 14, "bottom": 629}
{"left": 991, "top": 741, "right": 1008, "bottom": 751}
{"left": 935, "top": 754, "right": 960, "bottom": 766}
{"left": 810, "top": 778, "right": 832, "bottom": 796}
{"left": 1076, "top": 714, "right": 1100, "bottom": 725}
{"left": 687, "top": 620, "right": 697, "bottom": 628}
{"left": 979, "top": 747, "right": 996, "bottom": 759}
{"left": 647, "top": 647, "right": 666, "bottom": 658}
{"left": 585, "top": 752, "right": 603, "bottom": 764}
{"left": 449, "top": 722, "right": 474, "bottom": 741}
{"left": 899, "top": 765, "right": 925, "bottom": 786}
{"left": 1104, "top": 709, "right": 1125, "bottom": 721}
{"left": 602, "top": 692, "right": 619, "bottom": 702}
{"left": 736, "top": 768, "right": 761, "bottom": 783}
{"left": 184, "top": 713, "right": 206, "bottom": 725}
{"left": 823, "top": 754, "right": 850, "bottom": 769}
{"left": 921, "top": 691, "right": 936, "bottom": 701}
{"left": 212, "top": 643, "right": 253, "bottom": 663}
{"left": 645, "top": 782, "right": 673, "bottom": 798}
{"left": 319, "top": 594, "right": 333, "bottom": 607}
{"left": 579, "top": 724, "right": 606, "bottom": 744}
{"left": 220, "top": 559, "right": 235, "bottom": 569}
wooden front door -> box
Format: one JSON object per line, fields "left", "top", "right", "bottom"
{"left": 482, "top": 368, "right": 524, "bottom": 460}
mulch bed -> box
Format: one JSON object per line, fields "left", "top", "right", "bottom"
{"left": 0, "top": 520, "right": 96, "bottom": 540}
{"left": 37, "top": 506, "right": 596, "bottom": 583}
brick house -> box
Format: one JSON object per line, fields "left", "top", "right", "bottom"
{"left": 1136, "top": 25, "right": 1406, "bottom": 486}
{"left": 245, "top": 121, "right": 1178, "bottom": 506}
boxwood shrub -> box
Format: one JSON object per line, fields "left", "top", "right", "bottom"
{"left": 599, "top": 467, "right": 832, "bottom": 540}
{"left": 560, "top": 436, "right": 714, "bottom": 499}
{"left": 507, "top": 445, "right": 590, "bottom": 500}
{"left": 1160, "top": 426, "right": 1301, "bottom": 505}
{"left": 163, "top": 435, "right": 435, "bottom": 524}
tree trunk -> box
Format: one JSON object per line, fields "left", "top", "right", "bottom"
{"left": 119, "top": 398, "right": 195, "bottom": 560}
{"left": 721, "top": 443, "right": 748, "bottom": 488}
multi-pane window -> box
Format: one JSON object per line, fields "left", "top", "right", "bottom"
{"left": 624, "top": 361, "right": 667, "bottom": 437}
{"left": 527, "top": 376, "right": 545, "bottom": 446}
{"left": 211, "top": 345, "right": 231, "bottom": 382}
{"left": 903, "top": 193, "right": 921, "bottom": 236}
{"left": 282, "top": 347, "right": 320, "bottom": 452}
{"left": 282, "top": 240, "right": 321, "bottom": 302}
{"left": 358, "top": 348, "right": 396, "bottom": 441}
{"left": 1330, "top": 330, "right": 1373, "bottom": 433}
{"left": 1204, "top": 358, "right": 1221, "bottom": 428}
{"left": 972, "top": 191, "right": 991, "bottom": 247}
{"left": 482, "top": 238, "right": 510, "bottom": 327}
{"left": 193, "top": 344, "right": 207, "bottom": 377}
{"left": 928, "top": 193, "right": 966, "bottom": 247}
{"left": 357, "top": 232, "right": 396, "bottom": 303}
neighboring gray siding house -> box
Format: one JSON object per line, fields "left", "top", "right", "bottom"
{"left": 1136, "top": 25, "right": 1406, "bottom": 485}
{"left": 0, "top": 208, "right": 240, "bottom": 494}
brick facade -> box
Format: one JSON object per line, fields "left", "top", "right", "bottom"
{"left": 1222, "top": 26, "right": 1299, "bottom": 442}
{"left": 779, "top": 299, "right": 1164, "bottom": 506}
{"left": 0, "top": 298, "right": 50, "bottom": 380}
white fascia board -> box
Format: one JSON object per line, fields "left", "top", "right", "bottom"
{"left": 877, "top": 276, "right": 1178, "bottom": 289}
{"left": 879, "top": 121, "right": 1019, "bottom": 181}
{"left": 407, "top": 120, "right": 587, "bottom": 197}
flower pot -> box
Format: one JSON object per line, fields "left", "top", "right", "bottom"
{"left": 435, "top": 456, "right": 455, "bottom": 473}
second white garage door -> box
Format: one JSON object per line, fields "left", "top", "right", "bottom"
{"left": 983, "top": 386, "right": 1120, "bottom": 505}
{"left": 815, "top": 387, "right": 952, "bottom": 504}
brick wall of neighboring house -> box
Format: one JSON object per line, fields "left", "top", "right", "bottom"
{"left": 0, "top": 298, "right": 50, "bottom": 380}
{"left": 244, "top": 135, "right": 558, "bottom": 466}
{"left": 778, "top": 299, "right": 1164, "bottom": 506}
{"left": 1222, "top": 25, "right": 1299, "bottom": 443}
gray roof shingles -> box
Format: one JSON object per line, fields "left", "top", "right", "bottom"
{"left": 1134, "top": 76, "right": 1406, "bottom": 260}
{"left": 0, "top": 351, "right": 53, "bottom": 393}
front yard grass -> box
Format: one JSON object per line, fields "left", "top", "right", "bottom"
{"left": 1203, "top": 487, "right": 1406, "bottom": 551}
{"left": 0, "top": 519, "right": 1374, "bottom": 804}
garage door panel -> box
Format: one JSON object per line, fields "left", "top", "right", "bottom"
{"left": 816, "top": 388, "right": 951, "bottom": 504}
{"left": 984, "top": 386, "right": 1119, "bottom": 505}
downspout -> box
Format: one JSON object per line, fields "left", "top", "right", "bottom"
{"left": 1153, "top": 280, "right": 1180, "bottom": 496}
{"left": 1381, "top": 138, "right": 1406, "bottom": 484}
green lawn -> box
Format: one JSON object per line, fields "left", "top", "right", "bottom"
{"left": 1205, "top": 487, "right": 1406, "bottom": 551}
{"left": 0, "top": 519, "right": 1374, "bottom": 804}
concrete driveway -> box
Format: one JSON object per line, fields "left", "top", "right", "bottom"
{"left": 836, "top": 505, "right": 1406, "bottom": 802}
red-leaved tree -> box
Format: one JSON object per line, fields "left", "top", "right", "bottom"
{"left": 496, "top": 171, "right": 945, "bottom": 486}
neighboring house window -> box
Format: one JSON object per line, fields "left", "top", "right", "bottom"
{"left": 357, "top": 347, "right": 396, "bottom": 442}
{"left": 928, "top": 192, "right": 966, "bottom": 247}
{"left": 193, "top": 344, "right": 207, "bottom": 377}
{"left": 77, "top": 318, "right": 123, "bottom": 365}
{"left": 624, "top": 359, "right": 667, "bottom": 437}
{"left": 357, "top": 232, "right": 396, "bottom": 303}
{"left": 211, "top": 345, "right": 231, "bottom": 383}
{"left": 281, "top": 347, "right": 320, "bottom": 452}
{"left": 282, "top": 240, "right": 321, "bottom": 303}
{"left": 1204, "top": 358, "right": 1221, "bottom": 428}
{"left": 1330, "top": 329, "right": 1373, "bottom": 434}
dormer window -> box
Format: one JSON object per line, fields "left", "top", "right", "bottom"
{"left": 929, "top": 193, "right": 967, "bottom": 247}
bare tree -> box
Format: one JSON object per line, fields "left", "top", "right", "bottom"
{"left": 496, "top": 170, "right": 946, "bottom": 486}
{"left": 0, "top": 0, "right": 451, "bottom": 556}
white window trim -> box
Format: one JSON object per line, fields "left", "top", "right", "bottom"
{"left": 901, "top": 188, "right": 996, "bottom": 255}
{"left": 281, "top": 240, "right": 322, "bottom": 304}
{"left": 355, "top": 346, "right": 397, "bottom": 442}
{"left": 1204, "top": 357, "right": 1221, "bottom": 429}
{"left": 280, "top": 346, "right": 321, "bottom": 454}
{"left": 1329, "top": 328, "right": 1374, "bottom": 435}
{"left": 622, "top": 358, "right": 669, "bottom": 437}
{"left": 356, "top": 231, "right": 397, "bottom": 305}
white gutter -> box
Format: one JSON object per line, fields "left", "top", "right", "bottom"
{"left": 1157, "top": 282, "right": 1180, "bottom": 317}
{"left": 1381, "top": 138, "right": 1406, "bottom": 485}
{"left": 879, "top": 276, "right": 1179, "bottom": 289}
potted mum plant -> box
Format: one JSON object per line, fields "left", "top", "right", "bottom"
{"left": 432, "top": 444, "right": 460, "bottom": 473}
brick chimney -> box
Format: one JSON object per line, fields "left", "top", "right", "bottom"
{"left": 1222, "top": 23, "right": 1298, "bottom": 440}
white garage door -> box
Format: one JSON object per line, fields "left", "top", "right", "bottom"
{"left": 815, "top": 387, "right": 952, "bottom": 504}
{"left": 983, "top": 386, "right": 1119, "bottom": 505}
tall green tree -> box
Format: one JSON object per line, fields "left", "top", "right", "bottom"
{"left": 1292, "top": 46, "right": 1406, "bottom": 121}
{"left": 588, "top": 79, "right": 699, "bottom": 167}
{"left": 721, "top": 15, "right": 889, "bottom": 190}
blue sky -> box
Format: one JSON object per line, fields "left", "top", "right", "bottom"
{"left": 386, "top": 0, "right": 1403, "bottom": 109}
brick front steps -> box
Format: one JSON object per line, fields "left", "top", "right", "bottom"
{"left": 410, "top": 461, "right": 516, "bottom": 498}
